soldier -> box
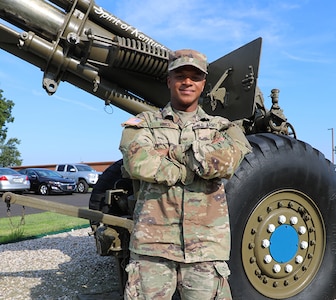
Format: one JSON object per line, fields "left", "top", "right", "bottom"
{"left": 119, "top": 49, "right": 251, "bottom": 299}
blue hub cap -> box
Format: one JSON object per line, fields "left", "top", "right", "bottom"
{"left": 269, "top": 224, "right": 299, "bottom": 263}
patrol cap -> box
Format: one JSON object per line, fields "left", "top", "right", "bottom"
{"left": 168, "top": 49, "right": 208, "bottom": 74}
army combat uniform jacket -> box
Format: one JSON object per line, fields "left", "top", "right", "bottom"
{"left": 119, "top": 103, "right": 251, "bottom": 263}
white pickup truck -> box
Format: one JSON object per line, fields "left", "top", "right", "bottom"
{"left": 55, "top": 163, "right": 101, "bottom": 193}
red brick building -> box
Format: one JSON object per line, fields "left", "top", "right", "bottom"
{"left": 12, "top": 161, "right": 115, "bottom": 172}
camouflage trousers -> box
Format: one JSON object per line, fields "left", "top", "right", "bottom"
{"left": 124, "top": 253, "right": 232, "bottom": 300}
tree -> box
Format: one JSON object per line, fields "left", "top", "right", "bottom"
{"left": 0, "top": 89, "right": 22, "bottom": 167}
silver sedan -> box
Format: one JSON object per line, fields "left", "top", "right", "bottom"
{"left": 0, "top": 167, "right": 30, "bottom": 193}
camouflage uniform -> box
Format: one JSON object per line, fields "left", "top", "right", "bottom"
{"left": 120, "top": 103, "right": 251, "bottom": 299}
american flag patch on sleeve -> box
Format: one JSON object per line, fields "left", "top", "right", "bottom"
{"left": 122, "top": 117, "right": 144, "bottom": 127}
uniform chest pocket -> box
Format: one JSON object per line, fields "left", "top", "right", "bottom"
{"left": 192, "top": 123, "right": 217, "bottom": 142}
{"left": 150, "top": 121, "right": 180, "bottom": 147}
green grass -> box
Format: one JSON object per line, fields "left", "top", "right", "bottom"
{"left": 0, "top": 212, "right": 90, "bottom": 244}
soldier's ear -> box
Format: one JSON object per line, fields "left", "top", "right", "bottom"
{"left": 167, "top": 76, "right": 171, "bottom": 89}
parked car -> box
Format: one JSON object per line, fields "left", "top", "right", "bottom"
{"left": 55, "top": 163, "right": 101, "bottom": 193}
{"left": 0, "top": 167, "right": 30, "bottom": 193}
{"left": 19, "top": 168, "right": 76, "bottom": 195}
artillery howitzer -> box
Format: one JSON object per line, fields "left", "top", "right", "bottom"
{"left": 1, "top": 0, "right": 336, "bottom": 299}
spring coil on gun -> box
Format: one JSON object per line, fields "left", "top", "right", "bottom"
{"left": 113, "top": 36, "right": 169, "bottom": 77}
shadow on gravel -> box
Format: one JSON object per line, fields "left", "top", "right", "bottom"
{"left": 0, "top": 230, "right": 121, "bottom": 299}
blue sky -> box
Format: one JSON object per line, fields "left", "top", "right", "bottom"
{"left": 0, "top": 0, "right": 335, "bottom": 166}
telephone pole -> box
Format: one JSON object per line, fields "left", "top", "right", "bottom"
{"left": 328, "top": 128, "right": 334, "bottom": 164}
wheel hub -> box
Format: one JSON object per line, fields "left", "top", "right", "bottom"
{"left": 242, "top": 190, "right": 325, "bottom": 298}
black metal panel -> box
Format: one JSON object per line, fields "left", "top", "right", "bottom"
{"left": 203, "top": 37, "right": 262, "bottom": 121}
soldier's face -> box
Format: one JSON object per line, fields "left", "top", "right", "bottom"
{"left": 167, "top": 66, "right": 206, "bottom": 112}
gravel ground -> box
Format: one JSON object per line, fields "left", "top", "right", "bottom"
{"left": 0, "top": 228, "right": 122, "bottom": 300}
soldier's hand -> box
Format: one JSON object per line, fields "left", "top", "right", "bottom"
{"left": 157, "top": 148, "right": 169, "bottom": 156}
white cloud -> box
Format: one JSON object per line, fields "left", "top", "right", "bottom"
{"left": 282, "top": 51, "right": 333, "bottom": 64}
{"left": 52, "top": 95, "right": 99, "bottom": 111}
{"left": 31, "top": 89, "right": 98, "bottom": 111}
{"left": 99, "top": 0, "right": 289, "bottom": 54}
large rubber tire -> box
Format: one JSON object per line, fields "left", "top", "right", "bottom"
{"left": 226, "top": 133, "right": 336, "bottom": 299}
{"left": 89, "top": 159, "right": 132, "bottom": 296}
{"left": 89, "top": 159, "right": 131, "bottom": 215}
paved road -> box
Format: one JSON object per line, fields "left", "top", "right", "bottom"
{"left": 0, "top": 192, "right": 91, "bottom": 218}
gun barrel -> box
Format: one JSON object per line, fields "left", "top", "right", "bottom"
{"left": 0, "top": 0, "right": 170, "bottom": 114}
{"left": 49, "top": 0, "right": 168, "bottom": 50}
{"left": 3, "top": 192, "right": 134, "bottom": 232}
{"left": 0, "top": 0, "right": 65, "bottom": 40}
